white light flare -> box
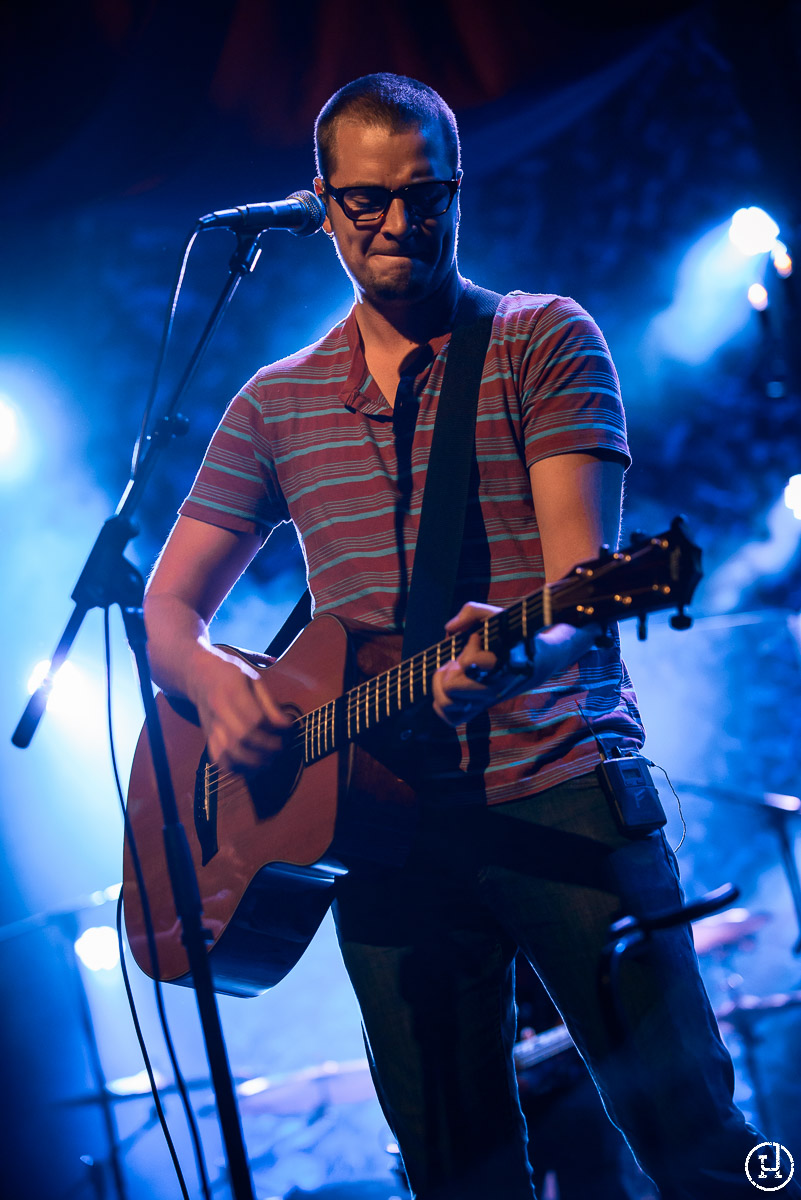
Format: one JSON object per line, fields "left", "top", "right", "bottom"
{"left": 74, "top": 925, "right": 120, "bottom": 972}
{"left": 747, "top": 283, "right": 769, "bottom": 311}
{"left": 771, "top": 241, "right": 793, "bottom": 278}
{"left": 785, "top": 475, "right": 801, "bottom": 520}
{"left": 729, "top": 207, "right": 780, "bottom": 256}
{"left": 27, "top": 659, "right": 94, "bottom": 715}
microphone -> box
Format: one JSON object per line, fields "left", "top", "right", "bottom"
{"left": 197, "top": 190, "right": 325, "bottom": 237}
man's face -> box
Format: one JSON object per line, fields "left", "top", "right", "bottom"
{"left": 316, "top": 120, "right": 459, "bottom": 307}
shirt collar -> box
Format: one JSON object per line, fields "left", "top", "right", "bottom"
{"left": 340, "top": 307, "right": 451, "bottom": 416}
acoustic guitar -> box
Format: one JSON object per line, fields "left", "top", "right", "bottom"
{"left": 123, "top": 518, "right": 701, "bottom": 997}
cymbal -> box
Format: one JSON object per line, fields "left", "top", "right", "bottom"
{"left": 692, "top": 908, "right": 770, "bottom": 956}
{"left": 60, "top": 1069, "right": 227, "bottom": 1105}
{"left": 238, "top": 1058, "right": 375, "bottom": 1115}
{"left": 717, "top": 991, "right": 801, "bottom": 1023}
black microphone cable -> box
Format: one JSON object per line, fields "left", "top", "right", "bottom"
{"left": 105, "top": 607, "right": 212, "bottom": 1200}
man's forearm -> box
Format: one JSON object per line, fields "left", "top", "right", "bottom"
{"left": 143, "top": 591, "right": 230, "bottom": 705}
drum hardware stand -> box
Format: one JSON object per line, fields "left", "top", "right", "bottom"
{"left": 674, "top": 783, "right": 801, "bottom": 954}
{"left": 0, "top": 894, "right": 127, "bottom": 1200}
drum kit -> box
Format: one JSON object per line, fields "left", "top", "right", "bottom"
{"left": 47, "top": 781, "right": 800, "bottom": 1198}
{"left": 77, "top": 899, "right": 798, "bottom": 1200}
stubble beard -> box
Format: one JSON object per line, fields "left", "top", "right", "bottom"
{"left": 360, "top": 252, "right": 441, "bottom": 306}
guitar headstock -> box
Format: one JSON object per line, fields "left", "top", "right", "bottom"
{"left": 549, "top": 516, "right": 702, "bottom": 639}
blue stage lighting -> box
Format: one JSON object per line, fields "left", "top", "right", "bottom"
{"left": 729, "top": 206, "right": 781, "bottom": 256}
{"left": 747, "top": 283, "right": 769, "bottom": 312}
{"left": 0, "top": 393, "right": 20, "bottom": 460}
{"left": 772, "top": 241, "right": 793, "bottom": 278}
{"left": 74, "top": 925, "right": 120, "bottom": 972}
{"left": 785, "top": 475, "right": 801, "bottom": 520}
{"left": 27, "top": 659, "right": 94, "bottom": 717}
{"left": 644, "top": 221, "right": 768, "bottom": 366}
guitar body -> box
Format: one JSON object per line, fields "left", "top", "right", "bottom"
{"left": 124, "top": 615, "right": 352, "bottom": 997}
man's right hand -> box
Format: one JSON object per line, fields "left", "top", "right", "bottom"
{"left": 142, "top": 517, "right": 286, "bottom": 774}
{"left": 187, "top": 647, "right": 292, "bottom": 776}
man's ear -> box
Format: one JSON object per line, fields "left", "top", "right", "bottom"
{"left": 313, "top": 177, "right": 333, "bottom": 237}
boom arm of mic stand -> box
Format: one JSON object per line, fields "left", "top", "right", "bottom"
{"left": 10, "top": 229, "right": 265, "bottom": 1200}
{"left": 599, "top": 882, "right": 740, "bottom": 1046}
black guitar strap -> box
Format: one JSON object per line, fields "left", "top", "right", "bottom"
{"left": 266, "top": 282, "right": 503, "bottom": 660}
{"left": 265, "top": 588, "right": 312, "bottom": 657}
{"left": 401, "top": 282, "right": 502, "bottom": 657}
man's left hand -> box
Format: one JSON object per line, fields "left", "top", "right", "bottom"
{"left": 431, "top": 601, "right": 602, "bottom": 727}
{"left": 431, "top": 601, "right": 518, "bottom": 726}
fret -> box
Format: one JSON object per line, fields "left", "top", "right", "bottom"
{"left": 292, "top": 584, "right": 563, "bottom": 767}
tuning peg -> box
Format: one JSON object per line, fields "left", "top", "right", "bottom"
{"left": 629, "top": 529, "right": 650, "bottom": 547}
{"left": 597, "top": 543, "right": 612, "bottom": 560}
{"left": 637, "top": 614, "right": 648, "bottom": 641}
{"left": 669, "top": 605, "right": 693, "bottom": 631}
{"left": 595, "top": 625, "right": 614, "bottom": 648}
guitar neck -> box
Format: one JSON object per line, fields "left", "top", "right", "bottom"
{"left": 292, "top": 520, "right": 703, "bottom": 766}
{"left": 296, "top": 589, "right": 549, "bottom": 766}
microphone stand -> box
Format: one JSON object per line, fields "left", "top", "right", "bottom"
{"left": 12, "top": 231, "right": 267, "bottom": 1200}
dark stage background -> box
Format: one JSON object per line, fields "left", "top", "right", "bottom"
{"left": 1, "top": 3, "right": 800, "bottom": 1198}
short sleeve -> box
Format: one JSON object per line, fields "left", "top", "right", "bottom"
{"left": 179, "top": 375, "right": 291, "bottom": 536}
{"left": 519, "top": 296, "right": 630, "bottom": 469}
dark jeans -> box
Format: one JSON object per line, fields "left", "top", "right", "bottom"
{"left": 333, "top": 771, "right": 799, "bottom": 1200}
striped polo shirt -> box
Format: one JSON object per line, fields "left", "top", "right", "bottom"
{"left": 181, "top": 288, "right": 644, "bottom": 803}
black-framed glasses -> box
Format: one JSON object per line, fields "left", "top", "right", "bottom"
{"left": 324, "top": 173, "right": 462, "bottom": 223}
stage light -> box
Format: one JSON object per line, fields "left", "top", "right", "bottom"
{"left": 747, "top": 283, "right": 769, "bottom": 311}
{"left": 771, "top": 241, "right": 793, "bottom": 278}
{"left": 106, "top": 1068, "right": 166, "bottom": 1096}
{"left": 26, "top": 659, "right": 94, "bottom": 716}
{"left": 0, "top": 393, "right": 19, "bottom": 457}
{"left": 729, "top": 207, "right": 781, "bottom": 256}
{"left": 785, "top": 475, "right": 801, "bottom": 520}
{"left": 644, "top": 220, "right": 769, "bottom": 365}
{"left": 74, "top": 925, "right": 120, "bottom": 971}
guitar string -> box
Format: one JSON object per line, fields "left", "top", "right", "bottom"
{"left": 203, "top": 591, "right": 547, "bottom": 789}
{"left": 202, "top": 546, "right": 664, "bottom": 791}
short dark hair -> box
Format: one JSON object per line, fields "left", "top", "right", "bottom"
{"left": 314, "top": 73, "right": 460, "bottom": 181}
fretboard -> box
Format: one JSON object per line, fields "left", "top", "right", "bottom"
{"left": 292, "top": 587, "right": 551, "bottom": 766}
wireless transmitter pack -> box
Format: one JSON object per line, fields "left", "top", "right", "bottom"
{"left": 596, "top": 751, "right": 667, "bottom": 838}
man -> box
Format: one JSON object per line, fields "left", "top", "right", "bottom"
{"left": 144, "top": 75, "right": 791, "bottom": 1199}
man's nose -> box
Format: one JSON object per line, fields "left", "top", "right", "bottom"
{"left": 381, "top": 196, "right": 416, "bottom": 236}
